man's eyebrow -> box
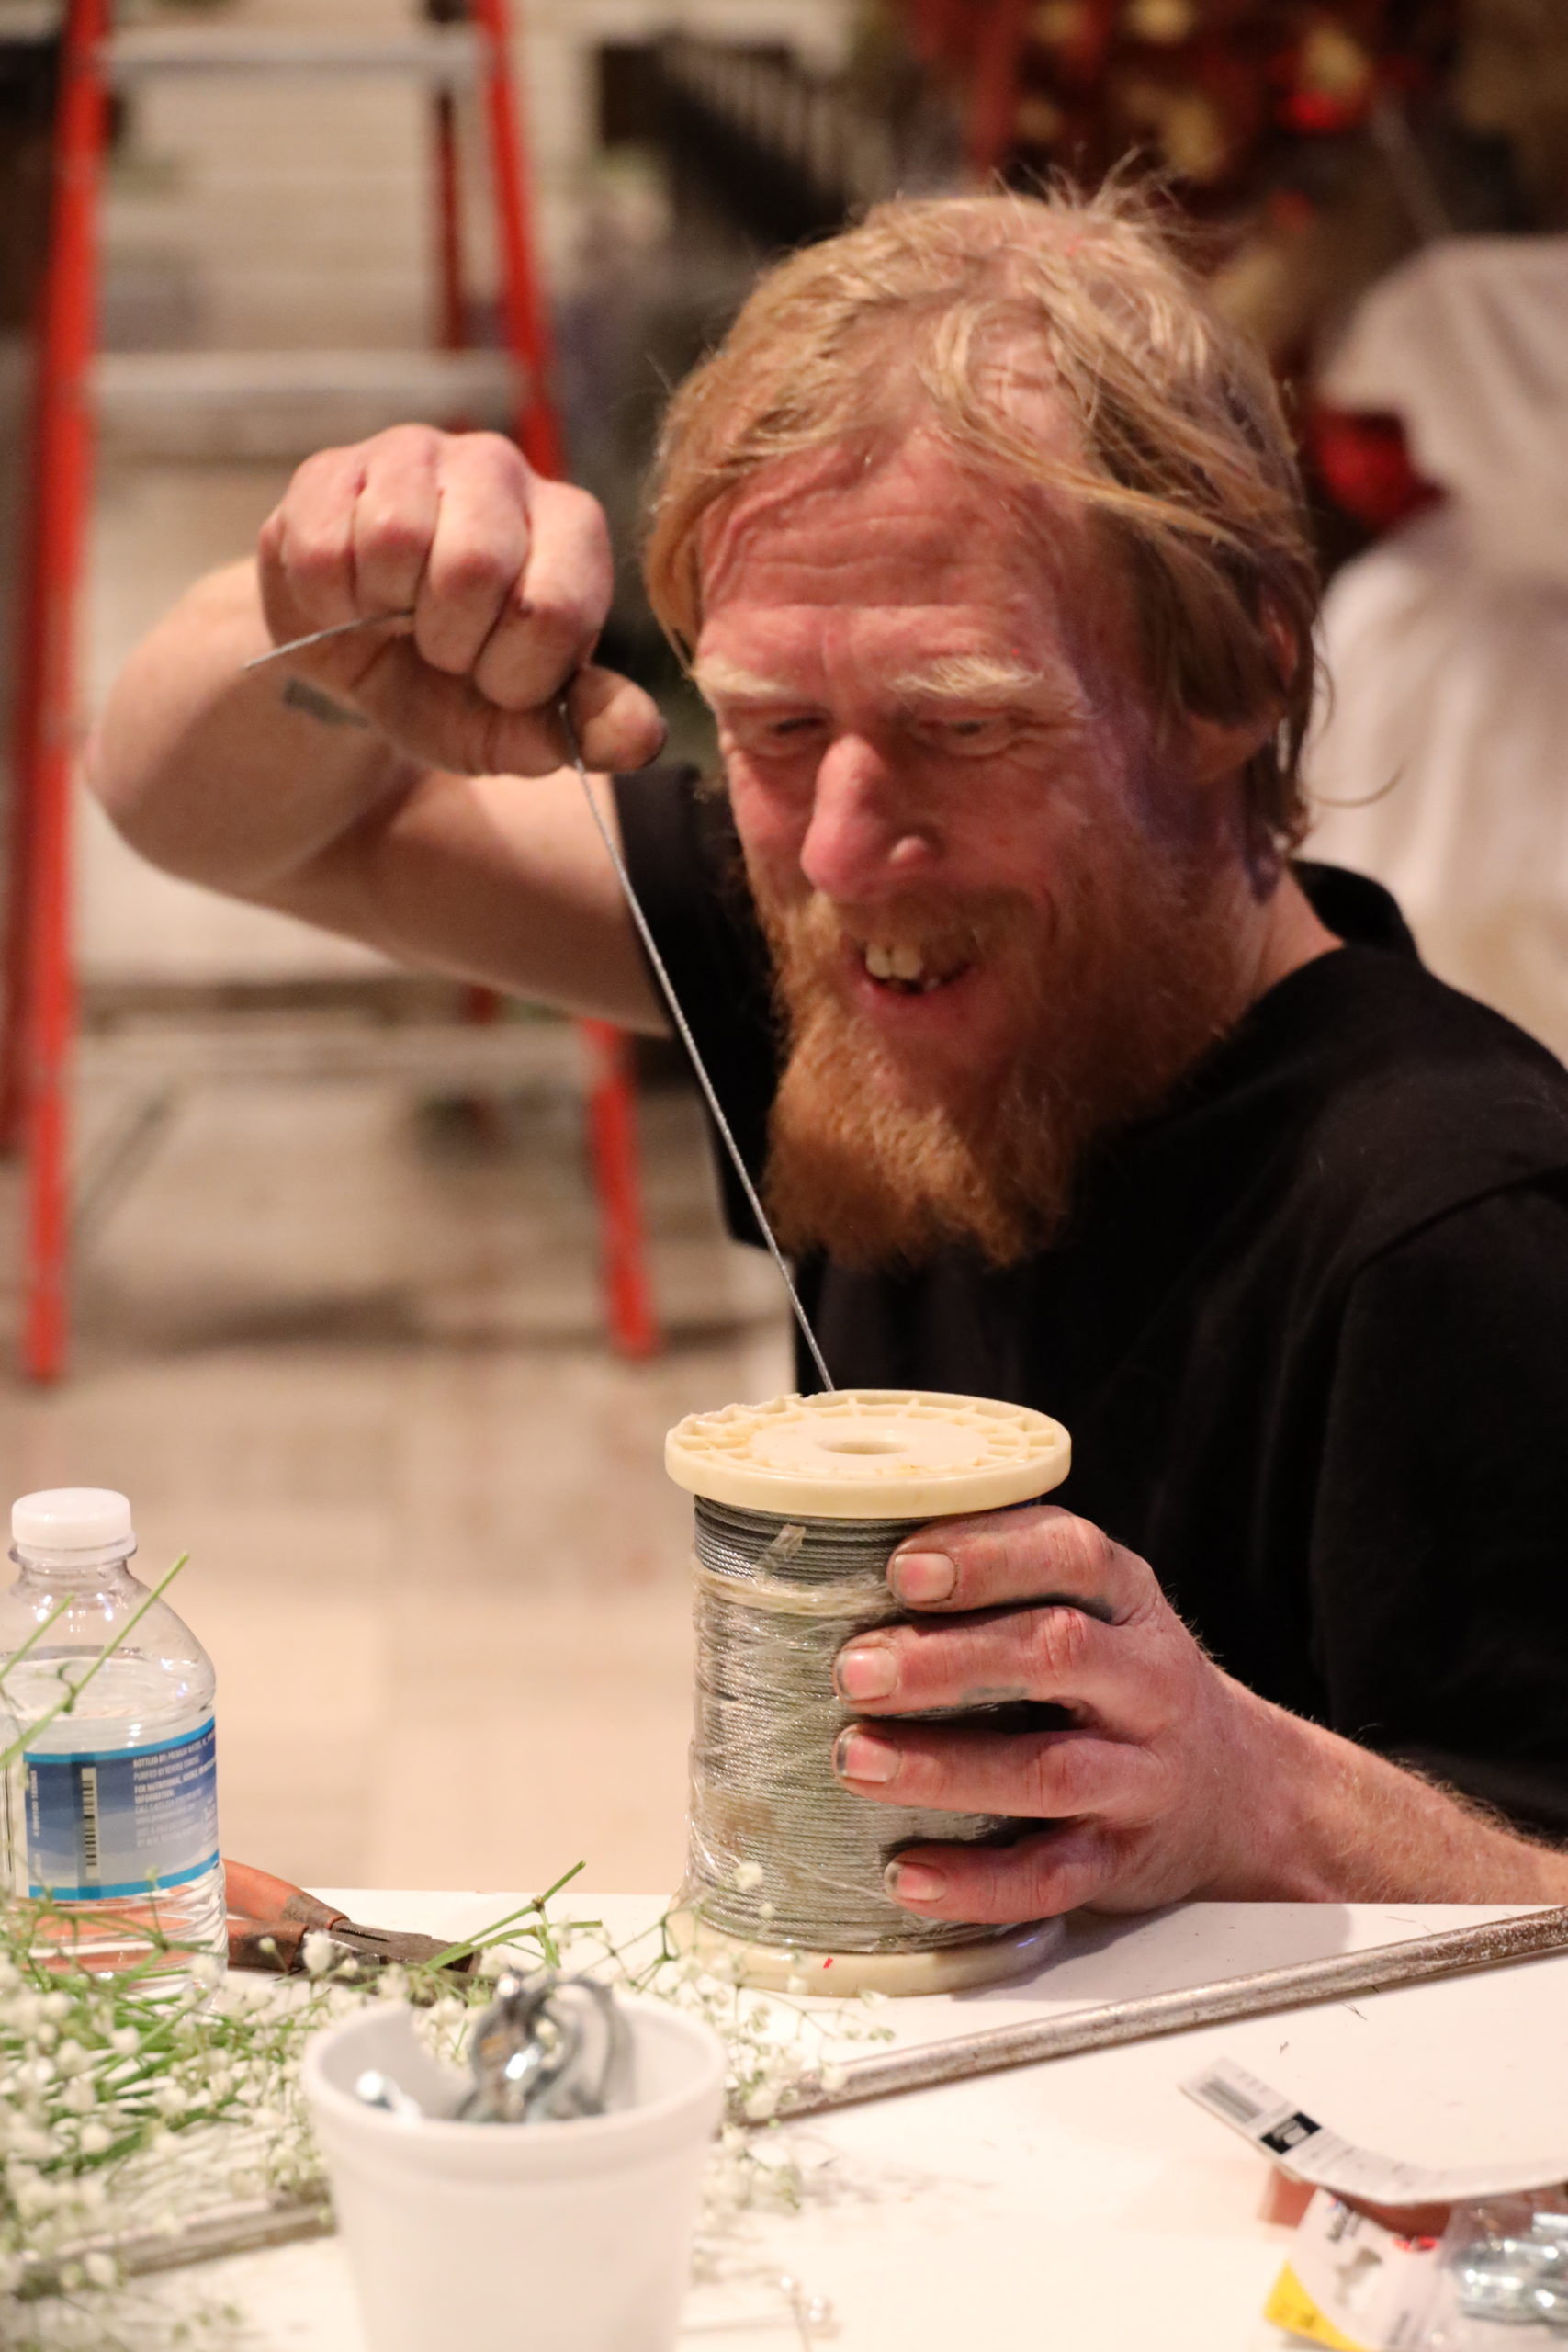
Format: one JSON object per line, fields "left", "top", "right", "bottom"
{"left": 689, "top": 655, "right": 803, "bottom": 704}
{"left": 887, "top": 655, "right": 1056, "bottom": 705}
{"left": 689, "top": 650, "right": 1066, "bottom": 707}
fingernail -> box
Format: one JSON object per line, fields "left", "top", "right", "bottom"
{"left": 886, "top": 1860, "right": 947, "bottom": 1904}
{"left": 834, "top": 1729, "right": 897, "bottom": 1783}
{"left": 835, "top": 1642, "right": 897, "bottom": 1702}
{"left": 890, "top": 1550, "right": 955, "bottom": 1604}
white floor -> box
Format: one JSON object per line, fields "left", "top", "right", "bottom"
{"left": 0, "top": 1073, "right": 791, "bottom": 1895}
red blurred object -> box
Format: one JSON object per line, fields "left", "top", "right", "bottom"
{"left": 1309, "top": 405, "right": 1444, "bottom": 536}
{"left": 0, "top": 0, "right": 108, "bottom": 1382}
{"left": 578, "top": 1019, "right": 660, "bottom": 1362}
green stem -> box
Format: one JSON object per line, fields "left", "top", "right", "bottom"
{"left": 0, "top": 1590, "right": 74, "bottom": 1699}
{"left": 0, "top": 1554, "right": 190, "bottom": 1774}
{"left": 420, "top": 1860, "right": 587, "bottom": 1974}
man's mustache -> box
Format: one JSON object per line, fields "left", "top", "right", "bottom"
{"left": 759, "top": 888, "right": 1038, "bottom": 981}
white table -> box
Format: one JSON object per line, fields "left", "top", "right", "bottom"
{"left": 161, "top": 1894, "right": 1568, "bottom": 2351}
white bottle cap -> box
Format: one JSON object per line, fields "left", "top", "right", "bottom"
{"left": 12, "top": 1488, "right": 135, "bottom": 1553}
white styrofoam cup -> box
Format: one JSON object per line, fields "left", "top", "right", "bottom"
{"left": 302, "top": 1995, "right": 727, "bottom": 2352}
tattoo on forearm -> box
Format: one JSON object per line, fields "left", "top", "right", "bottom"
{"left": 281, "top": 676, "right": 369, "bottom": 730}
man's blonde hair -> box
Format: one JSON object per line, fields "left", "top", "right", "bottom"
{"left": 644, "top": 185, "right": 1317, "bottom": 845}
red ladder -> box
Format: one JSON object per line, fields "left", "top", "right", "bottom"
{"left": 1, "top": 0, "right": 660, "bottom": 1379}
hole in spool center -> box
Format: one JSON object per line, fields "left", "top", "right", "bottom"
{"left": 818, "top": 1437, "right": 905, "bottom": 1456}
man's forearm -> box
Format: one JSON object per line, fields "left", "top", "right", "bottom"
{"left": 1224, "top": 1682, "right": 1568, "bottom": 1902}
{"left": 88, "top": 560, "right": 413, "bottom": 897}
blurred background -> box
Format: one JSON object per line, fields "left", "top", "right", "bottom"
{"left": 0, "top": 0, "right": 1564, "bottom": 1904}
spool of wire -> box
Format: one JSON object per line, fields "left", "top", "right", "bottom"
{"left": 666, "top": 1389, "right": 1073, "bottom": 1996}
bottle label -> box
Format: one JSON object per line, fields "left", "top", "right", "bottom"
{"left": 24, "top": 1718, "right": 219, "bottom": 1901}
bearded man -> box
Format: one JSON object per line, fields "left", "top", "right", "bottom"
{"left": 93, "top": 188, "right": 1568, "bottom": 1918}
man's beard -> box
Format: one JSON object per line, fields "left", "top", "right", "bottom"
{"left": 754, "top": 818, "right": 1246, "bottom": 1272}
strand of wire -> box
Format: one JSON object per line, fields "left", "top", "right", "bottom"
{"left": 557, "top": 702, "right": 835, "bottom": 1394}
{"left": 687, "top": 1498, "right": 1010, "bottom": 1954}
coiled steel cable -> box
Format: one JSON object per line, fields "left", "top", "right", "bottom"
{"left": 687, "top": 1498, "right": 1018, "bottom": 1954}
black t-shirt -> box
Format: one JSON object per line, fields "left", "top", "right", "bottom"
{"left": 615, "top": 766, "right": 1568, "bottom": 1837}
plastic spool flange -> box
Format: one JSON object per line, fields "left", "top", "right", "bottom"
{"left": 666, "top": 1388, "right": 1073, "bottom": 1996}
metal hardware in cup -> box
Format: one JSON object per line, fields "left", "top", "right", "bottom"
{"left": 355, "top": 1971, "right": 631, "bottom": 2125}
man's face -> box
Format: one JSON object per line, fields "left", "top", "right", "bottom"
{"left": 693, "top": 428, "right": 1243, "bottom": 1266}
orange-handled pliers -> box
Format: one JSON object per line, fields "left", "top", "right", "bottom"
{"left": 225, "top": 1859, "right": 477, "bottom": 1976}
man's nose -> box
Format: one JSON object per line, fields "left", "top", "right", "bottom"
{"left": 797, "top": 734, "right": 933, "bottom": 901}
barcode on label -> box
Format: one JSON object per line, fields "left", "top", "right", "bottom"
{"left": 1195, "top": 2072, "right": 1265, "bottom": 2126}
{"left": 78, "top": 1764, "right": 100, "bottom": 1877}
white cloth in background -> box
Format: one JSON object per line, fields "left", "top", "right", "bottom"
{"left": 1304, "top": 237, "right": 1568, "bottom": 1061}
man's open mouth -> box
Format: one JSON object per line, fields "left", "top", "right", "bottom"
{"left": 859, "top": 940, "right": 974, "bottom": 996}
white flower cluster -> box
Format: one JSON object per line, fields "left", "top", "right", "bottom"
{"left": 1, "top": 1873, "right": 890, "bottom": 2349}
{"left": 555, "top": 1868, "right": 894, "bottom": 2260}
{"left": 0, "top": 1903, "right": 360, "bottom": 2347}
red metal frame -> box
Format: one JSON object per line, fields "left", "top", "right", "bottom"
{"left": 471, "top": 0, "right": 660, "bottom": 1360}
{"left": 2, "top": 0, "right": 108, "bottom": 1381}
{"left": 470, "top": 0, "right": 562, "bottom": 481}
{"left": 1, "top": 0, "right": 660, "bottom": 1377}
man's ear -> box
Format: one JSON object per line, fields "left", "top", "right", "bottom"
{"left": 1176, "top": 707, "right": 1279, "bottom": 788}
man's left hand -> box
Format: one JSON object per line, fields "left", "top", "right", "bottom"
{"left": 832, "top": 1505, "right": 1282, "bottom": 1920}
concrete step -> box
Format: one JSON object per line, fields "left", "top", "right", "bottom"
{"left": 95, "top": 347, "right": 521, "bottom": 458}
{"left": 106, "top": 25, "right": 480, "bottom": 86}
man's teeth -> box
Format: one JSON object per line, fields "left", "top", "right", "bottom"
{"left": 862, "top": 942, "right": 947, "bottom": 991}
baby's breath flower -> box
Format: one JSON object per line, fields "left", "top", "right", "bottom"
{"left": 0, "top": 1879, "right": 871, "bottom": 2340}
{"left": 731, "top": 1860, "right": 764, "bottom": 1892}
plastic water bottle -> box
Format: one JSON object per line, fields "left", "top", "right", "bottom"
{"left": 0, "top": 1489, "right": 224, "bottom": 1982}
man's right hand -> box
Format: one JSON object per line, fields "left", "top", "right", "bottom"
{"left": 255, "top": 424, "right": 668, "bottom": 780}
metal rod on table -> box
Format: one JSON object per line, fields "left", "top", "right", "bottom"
{"left": 779, "top": 1903, "right": 1568, "bottom": 2121}
{"left": 17, "top": 2191, "right": 333, "bottom": 2301}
